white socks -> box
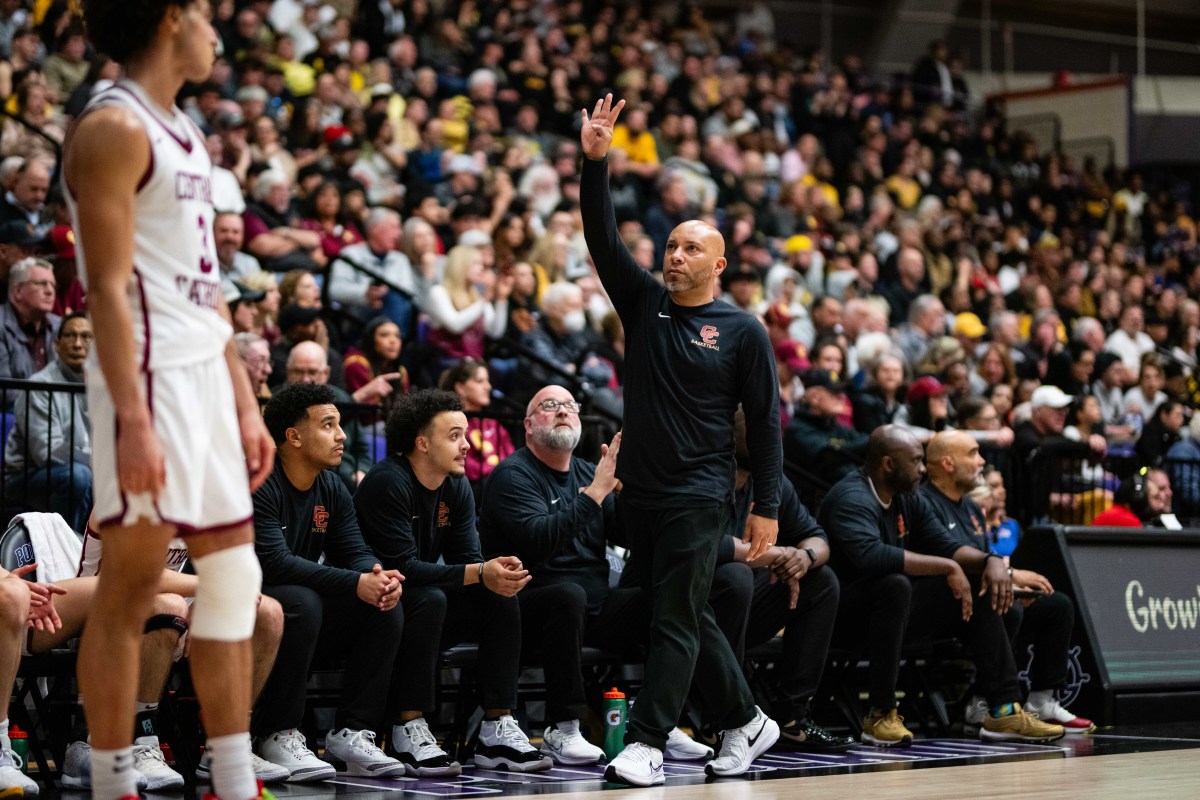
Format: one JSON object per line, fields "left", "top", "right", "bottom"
{"left": 206, "top": 732, "right": 257, "bottom": 800}
{"left": 91, "top": 747, "right": 137, "bottom": 800}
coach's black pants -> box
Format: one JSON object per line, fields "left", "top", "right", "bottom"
{"left": 253, "top": 585, "right": 403, "bottom": 737}
{"left": 616, "top": 498, "right": 755, "bottom": 750}
{"left": 388, "top": 584, "right": 522, "bottom": 716}
{"left": 517, "top": 562, "right": 753, "bottom": 724}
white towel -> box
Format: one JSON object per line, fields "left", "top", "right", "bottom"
{"left": 14, "top": 512, "right": 83, "bottom": 583}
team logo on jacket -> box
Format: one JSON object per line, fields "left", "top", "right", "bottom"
{"left": 313, "top": 506, "right": 329, "bottom": 534}
{"left": 691, "top": 324, "right": 721, "bottom": 351}
{"left": 437, "top": 501, "right": 451, "bottom": 527}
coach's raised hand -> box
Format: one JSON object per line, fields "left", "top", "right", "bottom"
{"left": 581, "top": 93, "right": 625, "bottom": 161}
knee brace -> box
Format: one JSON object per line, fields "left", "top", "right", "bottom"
{"left": 189, "top": 543, "right": 261, "bottom": 641}
{"left": 144, "top": 613, "right": 189, "bottom": 637}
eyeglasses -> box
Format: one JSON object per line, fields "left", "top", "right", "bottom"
{"left": 535, "top": 399, "right": 580, "bottom": 414}
{"left": 22, "top": 279, "right": 55, "bottom": 291}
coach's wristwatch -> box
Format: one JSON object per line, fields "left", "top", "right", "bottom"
{"left": 804, "top": 547, "right": 817, "bottom": 567}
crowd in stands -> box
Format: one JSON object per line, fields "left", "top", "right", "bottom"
{"left": 0, "top": 0, "right": 1195, "bottom": 790}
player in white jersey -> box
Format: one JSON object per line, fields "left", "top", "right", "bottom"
{"left": 64, "top": 3, "right": 274, "bottom": 800}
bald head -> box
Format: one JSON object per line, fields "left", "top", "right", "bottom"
{"left": 286, "top": 341, "right": 330, "bottom": 385}
{"left": 525, "top": 384, "right": 582, "bottom": 455}
{"left": 526, "top": 384, "right": 576, "bottom": 418}
{"left": 866, "top": 424, "right": 920, "bottom": 469}
{"left": 866, "top": 424, "right": 926, "bottom": 497}
{"left": 926, "top": 430, "right": 985, "bottom": 497}
{"left": 663, "top": 221, "right": 727, "bottom": 300}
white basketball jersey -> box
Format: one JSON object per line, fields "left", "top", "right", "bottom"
{"left": 66, "top": 79, "right": 231, "bottom": 372}
{"left": 77, "top": 528, "right": 189, "bottom": 578}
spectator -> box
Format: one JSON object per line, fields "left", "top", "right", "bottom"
{"left": 214, "top": 211, "right": 263, "bottom": 299}
{"left": 881, "top": 249, "right": 929, "bottom": 329}
{"left": 1123, "top": 357, "right": 1167, "bottom": 428}
{"left": 971, "top": 343, "right": 1016, "bottom": 395}
{"left": 981, "top": 466, "right": 1021, "bottom": 558}
{"left": 243, "top": 169, "right": 325, "bottom": 272}
{"left": 0, "top": 159, "right": 51, "bottom": 239}
{"left": 332, "top": 208, "right": 422, "bottom": 338}
{"left": 1166, "top": 414, "right": 1200, "bottom": 518}
{"left": 2, "top": 82, "right": 62, "bottom": 166}
{"left": 1091, "top": 351, "right": 1129, "bottom": 430}
{"left": 784, "top": 369, "right": 867, "bottom": 483}
{"left": 42, "top": 24, "right": 87, "bottom": 100}
{"left": 0, "top": 219, "right": 41, "bottom": 294}
{"left": 894, "top": 294, "right": 944, "bottom": 367}
{"left": 439, "top": 358, "right": 513, "bottom": 484}
{"left": 354, "top": 390, "right": 552, "bottom": 776}
{"left": 270, "top": 304, "right": 343, "bottom": 389}
{"left": 519, "top": 281, "right": 614, "bottom": 397}
{"left": 279, "top": 270, "right": 323, "bottom": 310}
{"left": 1092, "top": 468, "right": 1174, "bottom": 528}
{"left": 234, "top": 332, "right": 273, "bottom": 400}
{"left": 342, "top": 316, "right": 409, "bottom": 416}
{"left": 894, "top": 376, "right": 950, "bottom": 441}
{"left": 227, "top": 280, "right": 266, "bottom": 336}
{"left": 1105, "top": 304, "right": 1154, "bottom": 378}
{"left": 298, "top": 180, "right": 364, "bottom": 261}
{"left": 1013, "top": 386, "right": 1107, "bottom": 524}
{"left": 852, "top": 351, "right": 906, "bottom": 434}
{"left": 253, "top": 383, "right": 405, "bottom": 780}
{"left": 241, "top": 271, "right": 282, "bottom": 345}
{"left": 424, "top": 244, "right": 510, "bottom": 367}
{"left": 0, "top": 257, "right": 59, "bottom": 380}
{"left": 3, "top": 311, "right": 90, "bottom": 530}
{"left": 1136, "top": 399, "right": 1185, "bottom": 469}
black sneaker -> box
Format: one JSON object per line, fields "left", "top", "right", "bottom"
{"left": 777, "top": 720, "right": 856, "bottom": 752}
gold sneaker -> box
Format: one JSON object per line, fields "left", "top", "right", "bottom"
{"left": 980, "top": 703, "right": 1065, "bottom": 743}
{"left": 861, "top": 708, "right": 913, "bottom": 747}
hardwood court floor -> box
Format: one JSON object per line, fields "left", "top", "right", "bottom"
{"left": 46, "top": 723, "right": 1200, "bottom": 799}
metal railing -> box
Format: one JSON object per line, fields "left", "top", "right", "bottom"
{"left": 0, "top": 379, "right": 88, "bottom": 532}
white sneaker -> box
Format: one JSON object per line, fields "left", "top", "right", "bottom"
{"left": 603, "top": 742, "right": 663, "bottom": 786}
{"left": 196, "top": 749, "right": 291, "bottom": 784}
{"left": 664, "top": 727, "right": 714, "bottom": 761}
{"left": 539, "top": 720, "right": 603, "bottom": 765}
{"left": 0, "top": 738, "right": 38, "bottom": 797}
{"left": 255, "top": 730, "right": 336, "bottom": 783}
{"left": 132, "top": 741, "right": 185, "bottom": 791}
{"left": 963, "top": 695, "right": 988, "bottom": 734}
{"left": 704, "top": 706, "right": 779, "bottom": 777}
{"left": 324, "top": 729, "right": 405, "bottom": 778}
{"left": 1025, "top": 696, "right": 1097, "bottom": 734}
{"left": 389, "top": 718, "right": 461, "bottom": 777}
{"left": 59, "top": 741, "right": 148, "bottom": 791}
{"left": 474, "top": 715, "right": 551, "bottom": 773}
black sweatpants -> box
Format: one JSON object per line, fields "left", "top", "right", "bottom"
{"left": 743, "top": 565, "right": 840, "bottom": 722}
{"left": 517, "top": 562, "right": 754, "bottom": 724}
{"left": 617, "top": 498, "right": 756, "bottom": 750}
{"left": 834, "top": 572, "right": 913, "bottom": 712}
{"left": 1003, "top": 591, "right": 1075, "bottom": 691}
{"left": 389, "top": 584, "right": 522, "bottom": 715}
{"left": 253, "top": 585, "right": 403, "bottom": 737}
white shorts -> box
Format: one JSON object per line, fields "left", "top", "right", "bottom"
{"left": 89, "top": 356, "right": 253, "bottom": 534}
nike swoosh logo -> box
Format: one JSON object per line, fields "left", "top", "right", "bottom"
{"left": 658, "top": 312, "right": 670, "bottom": 319}
{"left": 746, "top": 717, "right": 769, "bottom": 747}
{"left": 948, "top": 523, "right": 956, "bottom": 529}
{"left": 551, "top": 498, "right": 559, "bottom": 504}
